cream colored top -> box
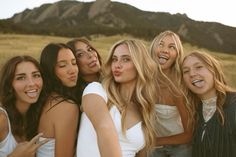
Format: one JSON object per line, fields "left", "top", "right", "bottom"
{"left": 155, "top": 104, "right": 184, "bottom": 137}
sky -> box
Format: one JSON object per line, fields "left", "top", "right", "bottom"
{"left": 0, "top": 0, "right": 235, "bottom": 28}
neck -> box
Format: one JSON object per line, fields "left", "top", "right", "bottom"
{"left": 82, "top": 74, "right": 99, "bottom": 83}
{"left": 120, "top": 81, "right": 136, "bottom": 102}
{"left": 15, "top": 101, "right": 31, "bottom": 116}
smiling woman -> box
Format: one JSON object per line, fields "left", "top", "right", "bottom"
{"left": 0, "top": 55, "right": 48, "bottom": 157}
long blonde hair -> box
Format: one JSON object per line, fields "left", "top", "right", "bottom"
{"left": 102, "top": 39, "right": 157, "bottom": 150}
{"left": 150, "top": 30, "right": 194, "bottom": 128}
{"left": 182, "top": 51, "right": 235, "bottom": 125}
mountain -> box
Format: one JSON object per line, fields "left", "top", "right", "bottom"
{"left": 0, "top": 0, "right": 235, "bottom": 54}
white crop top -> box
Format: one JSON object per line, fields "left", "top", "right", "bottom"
{"left": 76, "top": 82, "right": 145, "bottom": 157}
{"left": 0, "top": 107, "right": 17, "bottom": 156}
{"left": 155, "top": 104, "right": 184, "bottom": 137}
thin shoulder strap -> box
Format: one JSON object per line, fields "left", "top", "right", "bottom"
{"left": 0, "top": 106, "right": 12, "bottom": 132}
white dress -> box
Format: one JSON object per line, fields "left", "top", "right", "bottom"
{"left": 155, "top": 104, "right": 184, "bottom": 137}
{"left": 76, "top": 82, "right": 145, "bottom": 157}
{"left": 0, "top": 107, "right": 17, "bottom": 156}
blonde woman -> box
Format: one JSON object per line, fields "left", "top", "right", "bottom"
{"left": 182, "top": 51, "right": 236, "bottom": 157}
{"left": 149, "top": 30, "right": 193, "bottom": 157}
{"left": 76, "top": 39, "right": 157, "bottom": 157}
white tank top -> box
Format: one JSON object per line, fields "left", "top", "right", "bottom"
{"left": 0, "top": 107, "right": 17, "bottom": 156}
{"left": 36, "top": 137, "right": 55, "bottom": 157}
{"left": 155, "top": 104, "right": 184, "bottom": 137}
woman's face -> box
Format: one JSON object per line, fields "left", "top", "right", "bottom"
{"left": 111, "top": 44, "right": 137, "bottom": 85}
{"left": 12, "top": 61, "right": 43, "bottom": 106}
{"left": 74, "top": 41, "right": 101, "bottom": 77}
{"left": 155, "top": 35, "right": 178, "bottom": 71}
{"left": 55, "top": 48, "right": 78, "bottom": 87}
{"left": 182, "top": 55, "right": 216, "bottom": 99}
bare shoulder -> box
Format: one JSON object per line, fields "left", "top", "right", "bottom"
{"left": 0, "top": 110, "right": 9, "bottom": 141}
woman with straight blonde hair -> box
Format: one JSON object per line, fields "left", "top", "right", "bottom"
{"left": 182, "top": 50, "right": 236, "bottom": 157}
{"left": 76, "top": 39, "right": 157, "bottom": 157}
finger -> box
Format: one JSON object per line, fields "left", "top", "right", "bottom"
{"left": 30, "top": 132, "right": 44, "bottom": 145}
{"left": 34, "top": 138, "right": 50, "bottom": 149}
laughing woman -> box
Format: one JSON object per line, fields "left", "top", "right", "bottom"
{"left": 182, "top": 51, "right": 236, "bottom": 157}
{"left": 0, "top": 55, "right": 47, "bottom": 157}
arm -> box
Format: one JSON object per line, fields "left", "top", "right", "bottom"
{"left": 135, "top": 148, "right": 147, "bottom": 157}
{"left": 82, "top": 94, "right": 122, "bottom": 157}
{"left": 53, "top": 101, "right": 79, "bottom": 157}
{"left": 155, "top": 96, "right": 193, "bottom": 146}
{"left": 0, "top": 111, "right": 8, "bottom": 142}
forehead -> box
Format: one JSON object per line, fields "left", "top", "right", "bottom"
{"left": 15, "top": 61, "right": 38, "bottom": 73}
{"left": 160, "top": 35, "right": 175, "bottom": 43}
{"left": 183, "top": 55, "right": 203, "bottom": 66}
{"left": 75, "top": 41, "right": 88, "bottom": 49}
{"left": 113, "top": 44, "right": 130, "bottom": 56}
{"left": 57, "top": 48, "right": 74, "bottom": 60}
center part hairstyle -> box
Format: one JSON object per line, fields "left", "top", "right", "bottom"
{"left": 102, "top": 39, "right": 157, "bottom": 150}
{"left": 182, "top": 51, "right": 235, "bottom": 125}
{"left": 150, "top": 30, "right": 184, "bottom": 88}
{"left": 39, "top": 43, "right": 77, "bottom": 104}
{"left": 0, "top": 55, "right": 43, "bottom": 140}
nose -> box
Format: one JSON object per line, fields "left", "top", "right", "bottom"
{"left": 68, "top": 64, "right": 78, "bottom": 74}
{"left": 114, "top": 61, "right": 122, "bottom": 69}
{"left": 189, "top": 69, "right": 196, "bottom": 77}
{"left": 27, "top": 77, "right": 36, "bottom": 86}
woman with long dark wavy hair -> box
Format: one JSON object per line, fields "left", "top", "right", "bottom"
{"left": 0, "top": 55, "right": 47, "bottom": 157}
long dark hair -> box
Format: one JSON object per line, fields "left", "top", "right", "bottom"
{"left": 0, "top": 55, "right": 44, "bottom": 140}
{"left": 40, "top": 43, "right": 77, "bottom": 107}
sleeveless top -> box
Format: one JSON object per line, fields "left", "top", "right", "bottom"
{"left": 155, "top": 104, "right": 184, "bottom": 137}
{"left": 0, "top": 107, "right": 17, "bottom": 156}
{"left": 36, "top": 137, "right": 55, "bottom": 157}
{"left": 76, "top": 82, "right": 145, "bottom": 157}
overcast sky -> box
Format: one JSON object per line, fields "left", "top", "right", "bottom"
{"left": 1, "top": 0, "right": 235, "bottom": 28}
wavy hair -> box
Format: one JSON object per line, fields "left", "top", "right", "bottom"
{"left": 182, "top": 51, "right": 235, "bottom": 125}
{"left": 102, "top": 39, "right": 157, "bottom": 150}
{"left": 0, "top": 55, "right": 44, "bottom": 140}
{"left": 150, "top": 30, "right": 193, "bottom": 129}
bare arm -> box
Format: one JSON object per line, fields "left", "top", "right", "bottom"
{"left": 155, "top": 96, "right": 193, "bottom": 146}
{"left": 53, "top": 101, "right": 79, "bottom": 157}
{"left": 82, "top": 94, "right": 122, "bottom": 157}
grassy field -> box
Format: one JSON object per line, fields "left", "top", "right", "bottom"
{"left": 0, "top": 33, "right": 236, "bottom": 87}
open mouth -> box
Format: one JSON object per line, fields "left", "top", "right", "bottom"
{"left": 158, "top": 55, "right": 168, "bottom": 64}
{"left": 192, "top": 79, "right": 204, "bottom": 87}
{"left": 25, "top": 89, "right": 38, "bottom": 98}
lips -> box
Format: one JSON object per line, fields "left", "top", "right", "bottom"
{"left": 113, "top": 71, "right": 121, "bottom": 77}
{"left": 192, "top": 79, "right": 204, "bottom": 87}
{"left": 158, "top": 55, "right": 169, "bottom": 65}
{"left": 88, "top": 60, "right": 98, "bottom": 68}
{"left": 25, "top": 89, "right": 39, "bottom": 98}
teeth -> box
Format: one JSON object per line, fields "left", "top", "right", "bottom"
{"left": 26, "top": 90, "right": 38, "bottom": 98}
{"left": 192, "top": 80, "right": 204, "bottom": 87}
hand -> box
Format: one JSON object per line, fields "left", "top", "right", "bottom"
{"left": 8, "top": 133, "right": 49, "bottom": 157}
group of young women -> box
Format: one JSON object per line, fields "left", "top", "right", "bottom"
{"left": 0, "top": 30, "right": 235, "bottom": 157}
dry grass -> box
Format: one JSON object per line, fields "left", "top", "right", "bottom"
{"left": 1, "top": 33, "right": 236, "bottom": 87}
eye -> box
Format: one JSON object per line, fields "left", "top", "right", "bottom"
{"left": 57, "top": 62, "right": 66, "bottom": 68}
{"left": 182, "top": 70, "right": 189, "bottom": 74}
{"left": 111, "top": 57, "right": 118, "bottom": 62}
{"left": 169, "top": 45, "right": 176, "bottom": 50}
{"left": 122, "top": 57, "right": 130, "bottom": 62}
{"left": 33, "top": 73, "right": 41, "bottom": 78}
{"left": 196, "top": 65, "right": 203, "bottom": 69}
{"left": 16, "top": 76, "right": 26, "bottom": 80}
{"left": 87, "top": 47, "right": 94, "bottom": 52}
{"left": 72, "top": 59, "right": 77, "bottom": 65}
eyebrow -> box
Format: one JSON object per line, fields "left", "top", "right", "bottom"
{"left": 15, "top": 70, "right": 40, "bottom": 76}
